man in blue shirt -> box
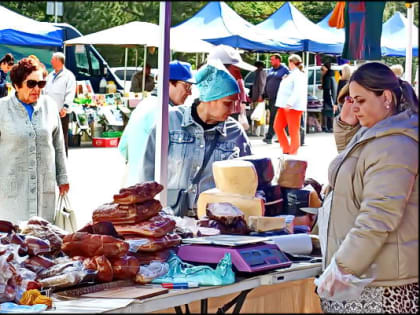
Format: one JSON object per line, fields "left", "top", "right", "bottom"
{"left": 262, "top": 54, "right": 289, "bottom": 144}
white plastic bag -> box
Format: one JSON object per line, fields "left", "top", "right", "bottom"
{"left": 314, "top": 256, "right": 376, "bottom": 301}
{"left": 250, "top": 101, "right": 265, "bottom": 121}
{"left": 54, "top": 194, "right": 77, "bottom": 233}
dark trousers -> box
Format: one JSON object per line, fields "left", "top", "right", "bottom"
{"left": 265, "top": 98, "right": 277, "bottom": 140}
{"left": 60, "top": 114, "right": 69, "bottom": 157}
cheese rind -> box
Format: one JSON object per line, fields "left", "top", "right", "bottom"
{"left": 197, "top": 188, "right": 264, "bottom": 222}
{"left": 212, "top": 160, "right": 258, "bottom": 197}
{"left": 248, "top": 216, "right": 286, "bottom": 232}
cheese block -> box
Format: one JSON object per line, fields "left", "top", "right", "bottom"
{"left": 248, "top": 216, "right": 286, "bottom": 232}
{"left": 197, "top": 188, "right": 264, "bottom": 222}
{"left": 237, "top": 156, "right": 275, "bottom": 188}
{"left": 212, "top": 160, "right": 258, "bottom": 197}
{"left": 278, "top": 159, "right": 308, "bottom": 189}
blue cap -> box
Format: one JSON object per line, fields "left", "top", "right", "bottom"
{"left": 169, "top": 60, "right": 195, "bottom": 83}
{"left": 195, "top": 59, "right": 239, "bottom": 102}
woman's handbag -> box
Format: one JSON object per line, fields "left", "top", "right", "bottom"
{"left": 54, "top": 193, "right": 77, "bottom": 233}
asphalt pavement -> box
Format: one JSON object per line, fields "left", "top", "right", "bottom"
{"left": 66, "top": 132, "right": 337, "bottom": 229}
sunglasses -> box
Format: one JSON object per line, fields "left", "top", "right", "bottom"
{"left": 25, "top": 80, "right": 47, "bottom": 89}
{"left": 178, "top": 81, "right": 192, "bottom": 92}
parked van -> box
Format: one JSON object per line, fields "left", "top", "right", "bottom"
{"left": 0, "top": 23, "right": 122, "bottom": 93}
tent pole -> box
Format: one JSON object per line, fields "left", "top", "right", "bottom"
{"left": 155, "top": 1, "right": 171, "bottom": 207}
{"left": 256, "top": 53, "right": 260, "bottom": 61}
{"left": 124, "top": 47, "right": 128, "bottom": 93}
{"left": 135, "top": 48, "right": 138, "bottom": 70}
{"left": 142, "top": 45, "right": 147, "bottom": 93}
{"left": 312, "top": 53, "right": 316, "bottom": 97}
{"left": 405, "top": 3, "right": 413, "bottom": 84}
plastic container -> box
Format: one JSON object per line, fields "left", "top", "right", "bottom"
{"left": 101, "top": 131, "right": 122, "bottom": 138}
{"left": 92, "top": 137, "right": 119, "bottom": 147}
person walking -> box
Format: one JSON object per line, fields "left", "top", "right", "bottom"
{"left": 320, "top": 62, "right": 337, "bottom": 132}
{"left": 0, "top": 57, "right": 69, "bottom": 224}
{"left": 0, "top": 53, "right": 14, "bottom": 98}
{"left": 250, "top": 61, "right": 267, "bottom": 104}
{"left": 262, "top": 54, "right": 289, "bottom": 144}
{"left": 273, "top": 54, "right": 307, "bottom": 155}
{"left": 44, "top": 52, "right": 77, "bottom": 156}
{"left": 316, "top": 62, "right": 418, "bottom": 313}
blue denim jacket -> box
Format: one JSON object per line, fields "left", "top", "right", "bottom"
{"left": 138, "top": 104, "right": 253, "bottom": 209}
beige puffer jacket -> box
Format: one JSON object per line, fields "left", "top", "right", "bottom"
{"left": 326, "top": 109, "right": 418, "bottom": 287}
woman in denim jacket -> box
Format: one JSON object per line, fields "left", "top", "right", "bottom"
{"left": 138, "top": 60, "right": 252, "bottom": 216}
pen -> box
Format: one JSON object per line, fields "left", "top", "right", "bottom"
{"left": 161, "top": 282, "right": 199, "bottom": 289}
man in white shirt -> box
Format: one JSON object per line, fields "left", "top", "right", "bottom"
{"left": 44, "top": 52, "right": 76, "bottom": 156}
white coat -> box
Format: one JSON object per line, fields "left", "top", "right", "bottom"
{"left": 275, "top": 68, "right": 307, "bottom": 111}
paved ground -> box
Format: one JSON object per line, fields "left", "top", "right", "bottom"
{"left": 67, "top": 132, "right": 337, "bottom": 229}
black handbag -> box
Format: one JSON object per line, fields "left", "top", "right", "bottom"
{"left": 169, "top": 132, "right": 219, "bottom": 217}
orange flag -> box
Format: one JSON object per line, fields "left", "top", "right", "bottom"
{"left": 328, "top": 1, "right": 346, "bottom": 29}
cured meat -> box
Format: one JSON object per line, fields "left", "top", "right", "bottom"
{"left": 92, "top": 199, "right": 162, "bottom": 225}
{"left": 62, "top": 232, "right": 129, "bottom": 258}
{"left": 0, "top": 220, "right": 17, "bottom": 233}
{"left": 206, "top": 202, "right": 244, "bottom": 225}
{"left": 277, "top": 159, "right": 308, "bottom": 189}
{"left": 109, "top": 255, "right": 139, "bottom": 280}
{"left": 128, "top": 249, "right": 171, "bottom": 265}
{"left": 24, "top": 256, "right": 55, "bottom": 271}
{"left": 94, "top": 255, "right": 114, "bottom": 282}
{"left": 38, "top": 261, "right": 83, "bottom": 279}
{"left": 26, "top": 216, "right": 68, "bottom": 238}
{"left": 20, "top": 224, "right": 63, "bottom": 256}
{"left": 207, "top": 218, "right": 249, "bottom": 235}
{"left": 24, "top": 236, "right": 50, "bottom": 256}
{"left": 113, "top": 181, "right": 163, "bottom": 205}
{"left": 114, "top": 215, "right": 175, "bottom": 238}
{"left": 123, "top": 234, "right": 181, "bottom": 252}
{"left": 78, "top": 222, "right": 123, "bottom": 239}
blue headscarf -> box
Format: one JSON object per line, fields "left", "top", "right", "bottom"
{"left": 195, "top": 59, "right": 239, "bottom": 102}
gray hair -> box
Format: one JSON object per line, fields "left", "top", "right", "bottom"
{"left": 52, "top": 52, "right": 65, "bottom": 64}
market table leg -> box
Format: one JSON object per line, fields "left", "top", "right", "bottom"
{"left": 216, "top": 289, "right": 253, "bottom": 314}
{"left": 201, "top": 298, "right": 208, "bottom": 313}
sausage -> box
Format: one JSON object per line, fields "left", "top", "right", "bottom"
{"left": 62, "top": 232, "right": 129, "bottom": 258}
{"left": 113, "top": 181, "right": 163, "bottom": 205}
{"left": 114, "top": 215, "right": 175, "bottom": 238}
{"left": 93, "top": 200, "right": 162, "bottom": 225}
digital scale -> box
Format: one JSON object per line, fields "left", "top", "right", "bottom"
{"left": 177, "top": 235, "right": 292, "bottom": 273}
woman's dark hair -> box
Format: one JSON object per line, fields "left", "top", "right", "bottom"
{"left": 254, "top": 61, "right": 265, "bottom": 68}
{"left": 323, "top": 62, "right": 331, "bottom": 70}
{"left": 0, "top": 53, "right": 14, "bottom": 66}
{"left": 10, "top": 58, "right": 40, "bottom": 88}
{"left": 349, "top": 62, "right": 418, "bottom": 113}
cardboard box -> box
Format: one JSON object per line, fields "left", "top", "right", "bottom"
{"left": 92, "top": 137, "right": 119, "bottom": 147}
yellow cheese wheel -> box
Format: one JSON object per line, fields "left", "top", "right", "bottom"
{"left": 197, "top": 188, "right": 264, "bottom": 222}
{"left": 212, "top": 160, "right": 258, "bottom": 197}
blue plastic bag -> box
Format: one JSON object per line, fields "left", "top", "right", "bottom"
{"left": 0, "top": 302, "right": 47, "bottom": 313}
{"left": 152, "top": 252, "right": 235, "bottom": 286}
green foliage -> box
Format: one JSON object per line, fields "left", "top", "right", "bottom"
{"left": 1, "top": 1, "right": 418, "bottom": 73}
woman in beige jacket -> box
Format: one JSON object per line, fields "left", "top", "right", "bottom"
{"left": 316, "top": 62, "right": 418, "bottom": 313}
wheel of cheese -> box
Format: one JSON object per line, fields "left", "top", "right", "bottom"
{"left": 239, "top": 156, "right": 275, "bottom": 187}
{"left": 212, "top": 160, "right": 258, "bottom": 197}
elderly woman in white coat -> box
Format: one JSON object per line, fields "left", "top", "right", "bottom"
{"left": 273, "top": 54, "right": 307, "bottom": 155}
{"left": 0, "top": 57, "right": 69, "bottom": 224}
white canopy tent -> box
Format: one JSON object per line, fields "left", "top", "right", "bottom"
{"left": 64, "top": 21, "right": 214, "bottom": 91}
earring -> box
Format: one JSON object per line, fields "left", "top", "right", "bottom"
{"left": 385, "top": 100, "right": 390, "bottom": 109}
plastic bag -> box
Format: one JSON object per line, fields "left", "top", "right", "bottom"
{"left": 54, "top": 193, "right": 77, "bottom": 233}
{"left": 135, "top": 261, "right": 169, "bottom": 284}
{"left": 152, "top": 251, "right": 235, "bottom": 286}
{"left": 0, "top": 302, "right": 47, "bottom": 313}
{"left": 314, "top": 256, "right": 376, "bottom": 301}
{"left": 250, "top": 101, "right": 266, "bottom": 122}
